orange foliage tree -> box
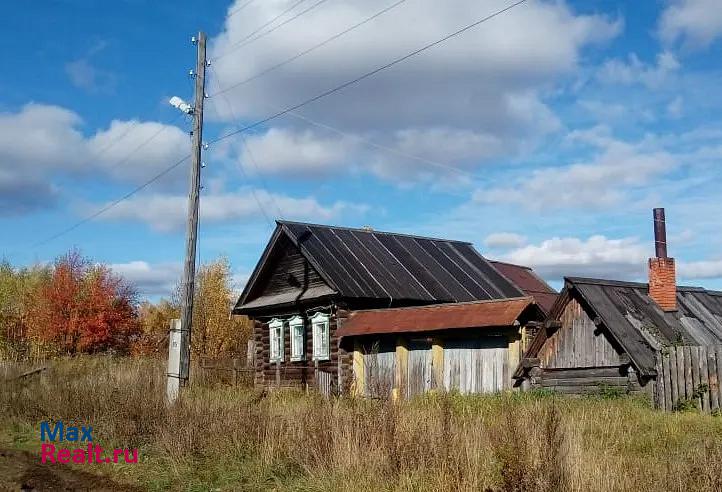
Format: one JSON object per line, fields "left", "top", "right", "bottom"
{"left": 27, "top": 250, "right": 139, "bottom": 356}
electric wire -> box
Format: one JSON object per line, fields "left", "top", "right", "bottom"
{"left": 208, "top": 65, "right": 281, "bottom": 226}
{"left": 22, "top": 0, "right": 527, "bottom": 251}
{"left": 31, "top": 154, "right": 191, "bottom": 249}
{"left": 215, "top": 0, "right": 332, "bottom": 59}
{"left": 209, "top": 0, "right": 408, "bottom": 98}
{"left": 209, "top": 0, "right": 529, "bottom": 145}
{"left": 214, "top": 0, "right": 312, "bottom": 60}
{"left": 227, "top": 0, "right": 256, "bottom": 19}
{"left": 281, "top": 108, "right": 474, "bottom": 177}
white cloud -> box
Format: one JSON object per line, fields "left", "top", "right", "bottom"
{"left": 484, "top": 232, "right": 527, "bottom": 249}
{"left": 226, "top": 127, "right": 353, "bottom": 177}
{"left": 499, "top": 235, "right": 649, "bottom": 281}
{"left": 87, "top": 119, "right": 190, "bottom": 184}
{"left": 94, "top": 188, "right": 370, "bottom": 232}
{"left": 210, "top": 0, "right": 619, "bottom": 180}
{"left": 0, "top": 103, "right": 188, "bottom": 214}
{"left": 473, "top": 130, "right": 677, "bottom": 211}
{"left": 678, "top": 259, "right": 722, "bottom": 280}
{"left": 110, "top": 261, "right": 181, "bottom": 297}
{"left": 65, "top": 59, "right": 116, "bottom": 93}
{"left": 496, "top": 234, "right": 722, "bottom": 284}
{"left": 597, "top": 51, "right": 680, "bottom": 88}
{"left": 659, "top": 0, "right": 722, "bottom": 48}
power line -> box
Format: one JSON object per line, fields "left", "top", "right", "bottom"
{"left": 209, "top": 0, "right": 408, "bottom": 98}
{"left": 216, "top": 0, "right": 332, "bottom": 59}
{"left": 208, "top": 65, "right": 282, "bottom": 225}
{"left": 282, "top": 109, "right": 474, "bottom": 178}
{"left": 209, "top": 0, "right": 528, "bottom": 145}
{"left": 31, "top": 155, "right": 191, "bottom": 249}
{"left": 227, "top": 0, "right": 256, "bottom": 19}
{"left": 214, "top": 0, "right": 312, "bottom": 60}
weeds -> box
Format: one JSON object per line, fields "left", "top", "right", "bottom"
{"left": 1, "top": 356, "right": 722, "bottom": 491}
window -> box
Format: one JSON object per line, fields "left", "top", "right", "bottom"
{"left": 268, "top": 318, "right": 284, "bottom": 362}
{"left": 289, "top": 316, "right": 305, "bottom": 361}
{"left": 311, "top": 312, "right": 330, "bottom": 361}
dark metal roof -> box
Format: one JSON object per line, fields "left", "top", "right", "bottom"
{"left": 235, "top": 221, "right": 524, "bottom": 311}
{"left": 489, "top": 261, "right": 557, "bottom": 314}
{"left": 545, "top": 277, "right": 722, "bottom": 376}
{"left": 337, "top": 297, "right": 537, "bottom": 337}
{"left": 280, "top": 221, "right": 523, "bottom": 302}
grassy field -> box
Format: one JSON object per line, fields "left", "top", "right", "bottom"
{"left": 1, "top": 357, "right": 721, "bottom": 491}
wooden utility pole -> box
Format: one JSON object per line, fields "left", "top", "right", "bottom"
{"left": 179, "top": 32, "right": 207, "bottom": 385}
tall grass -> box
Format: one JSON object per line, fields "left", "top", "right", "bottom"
{"left": 1, "top": 356, "right": 721, "bottom": 491}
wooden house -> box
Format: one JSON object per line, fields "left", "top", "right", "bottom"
{"left": 338, "top": 297, "right": 546, "bottom": 398}
{"left": 233, "top": 220, "right": 550, "bottom": 395}
{"left": 515, "top": 209, "right": 722, "bottom": 412}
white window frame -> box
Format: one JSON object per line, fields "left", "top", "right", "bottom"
{"left": 311, "top": 312, "right": 331, "bottom": 361}
{"left": 268, "top": 318, "right": 284, "bottom": 363}
{"left": 289, "top": 315, "right": 305, "bottom": 362}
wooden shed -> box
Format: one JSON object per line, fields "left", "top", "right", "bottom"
{"left": 233, "top": 220, "right": 545, "bottom": 395}
{"left": 515, "top": 209, "right": 722, "bottom": 411}
{"left": 515, "top": 277, "right": 722, "bottom": 410}
{"left": 338, "top": 297, "right": 546, "bottom": 398}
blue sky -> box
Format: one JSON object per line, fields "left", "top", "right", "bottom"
{"left": 2, "top": 0, "right": 722, "bottom": 297}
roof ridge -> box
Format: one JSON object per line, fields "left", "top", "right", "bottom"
{"left": 565, "top": 276, "right": 720, "bottom": 294}
{"left": 489, "top": 260, "right": 532, "bottom": 270}
{"left": 277, "top": 220, "right": 473, "bottom": 245}
{"left": 348, "top": 296, "right": 533, "bottom": 315}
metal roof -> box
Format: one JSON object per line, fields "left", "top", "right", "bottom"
{"left": 274, "top": 221, "right": 524, "bottom": 303}
{"left": 337, "top": 297, "right": 537, "bottom": 337}
{"left": 545, "top": 277, "right": 722, "bottom": 376}
{"left": 489, "top": 261, "right": 557, "bottom": 313}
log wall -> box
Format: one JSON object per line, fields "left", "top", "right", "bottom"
{"left": 252, "top": 305, "right": 348, "bottom": 392}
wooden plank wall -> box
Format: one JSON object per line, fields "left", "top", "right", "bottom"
{"left": 406, "top": 340, "right": 433, "bottom": 397}
{"left": 442, "top": 337, "right": 508, "bottom": 394}
{"left": 655, "top": 345, "right": 722, "bottom": 413}
{"left": 362, "top": 343, "right": 396, "bottom": 398}
{"left": 540, "top": 297, "right": 623, "bottom": 368}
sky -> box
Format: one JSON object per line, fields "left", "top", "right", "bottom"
{"left": 2, "top": 0, "right": 722, "bottom": 298}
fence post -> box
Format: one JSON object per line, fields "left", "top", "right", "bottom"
{"left": 233, "top": 358, "right": 239, "bottom": 387}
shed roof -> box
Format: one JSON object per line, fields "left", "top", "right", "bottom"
{"left": 235, "top": 221, "right": 524, "bottom": 311}
{"left": 489, "top": 261, "right": 557, "bottom": 313}
{"left": 538, "top": 277, "right": 722, "bottom": 376}
{"left": 337, "top": 297, "right": 537, "bottom": 337}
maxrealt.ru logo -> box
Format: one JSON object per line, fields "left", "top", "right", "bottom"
{"left": 40, "top": 421, "right": 138, "bottom": 464}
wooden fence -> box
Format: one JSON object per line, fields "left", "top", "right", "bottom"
{"left": 315, "top": 370, "right": 334, "bottom": 398}
{"left": 655, "top": 345, "right": 722, "bottom": 413}
{"left": 197, "top": 357, "right": 254, "bottom": 387}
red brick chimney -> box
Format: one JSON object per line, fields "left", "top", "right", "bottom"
{"left": 648, "top": 208, "right": 677, "bottom": 311}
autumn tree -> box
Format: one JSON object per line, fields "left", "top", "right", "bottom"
{"left": 27, "top": 250, "right": 139, "bottom": 356}
{"left": 133, "top": 299, "right": 179, "bottom": 356}
{"left": 0, "top": 261, "right": 51, "bottom": 360}
{"left": 192, "top": 257, "right": 251, "bottom": 359}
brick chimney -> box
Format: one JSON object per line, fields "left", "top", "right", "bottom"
{"left": 648, "top": 208, "right": 677, "bottom": 311}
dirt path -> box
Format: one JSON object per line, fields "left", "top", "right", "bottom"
{"left": 0, "top": 449, "right": 141, "bottom": 492}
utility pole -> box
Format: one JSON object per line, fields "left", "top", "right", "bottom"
{"left": 179, "top": 31, "right": 207, "bottom": 387}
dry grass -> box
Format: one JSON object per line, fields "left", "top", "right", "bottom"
{"left": 1, "top": 356, "right": 721, "bottom": 491}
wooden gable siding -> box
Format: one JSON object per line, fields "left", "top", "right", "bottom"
{"left": 253, "top": 307, "right": 352, "bottom": 392}
{"left": 540, "top": 297, "right": 624, "bottom": 368}
{"left": 248, "top": 234, "right": 329, "bottom": 304}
